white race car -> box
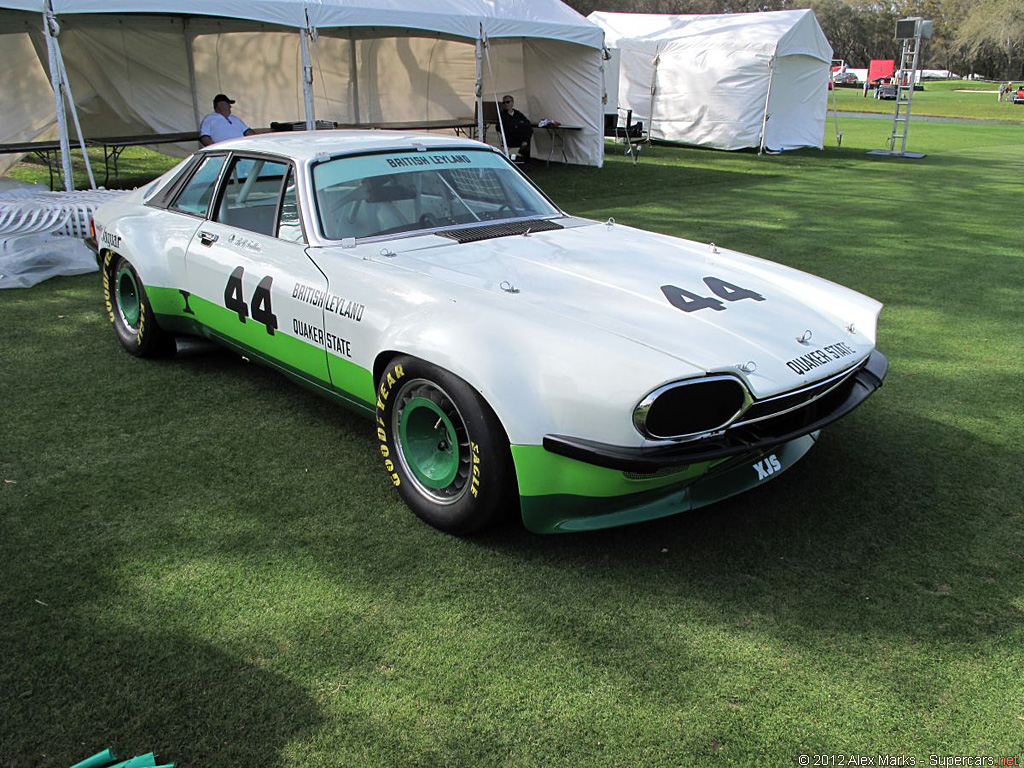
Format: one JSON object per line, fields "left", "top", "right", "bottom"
{"left": 90, "top": 132, "right": 886, "bottom": 534}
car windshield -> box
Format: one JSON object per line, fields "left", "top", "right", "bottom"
{"left": 312, "top": 149, "right": 560, "bottom": 240}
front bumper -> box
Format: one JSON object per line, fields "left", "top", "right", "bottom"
{"left": 520, "top": 433, "right": 819, "bottom": 533}
{"left": 543, "top": 349, "right": 887, "bottom": 473}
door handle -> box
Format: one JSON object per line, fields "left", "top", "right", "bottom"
{"left": 199, "top": 230, "right": 218, "bottom": 246}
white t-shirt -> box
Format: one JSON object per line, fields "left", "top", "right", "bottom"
{"left": 199, "top": 112, "right": 250, "bottom": 144}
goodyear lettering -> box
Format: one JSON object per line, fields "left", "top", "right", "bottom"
{"left": 785, "top": 341, "right": 857, "bottom": 376}
{"left": 376, "top": 363, "right": 404, "bottom": 487}
{"left": 102, "top": 253, "right": 114, "bottom": 323}
{"left": 469, "top": 442, "right": 481, "bottom": 497}
{"left": 292, "top": 282, "right": 364, "bottom": 321}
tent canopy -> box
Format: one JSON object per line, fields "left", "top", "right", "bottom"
{"left": 1, "top": 0, "right": 606, "bottom": 177}
{"left": 591, "top": 10, "right": 831, "bottom": 62}
{"left": 590, "top": 10, "right": 832, "bottom": 152}
{"left": 45, "top": 0, "right": 604, "bottom": 47}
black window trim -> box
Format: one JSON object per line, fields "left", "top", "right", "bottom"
{"left": 165, "top": 151, "right": 230, "bottom": 219}
{"left": 211, "top": 151, "right": 306, "bottom": 244}
{"left": 145, "top": 154, "right": 203, "bottom": 210}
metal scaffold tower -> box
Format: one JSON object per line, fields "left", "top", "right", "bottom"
{"left": 868, "top": 17, "right": 932, "bottom": 160}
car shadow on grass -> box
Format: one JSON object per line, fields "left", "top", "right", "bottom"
{"left": 468, "top": 390, "right": 1024, "bottom": 649}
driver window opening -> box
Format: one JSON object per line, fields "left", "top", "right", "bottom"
{"left": 216, "top": 157, "right": 289, "bottom": 236}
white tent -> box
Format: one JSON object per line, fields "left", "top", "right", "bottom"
{"left": 590, "top": 10, "right": 832, "bottom": 152}
{"left": 1, "top": 0, "right": 606, "bottom": 181}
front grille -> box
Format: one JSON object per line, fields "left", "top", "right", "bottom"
{"left": 542, "top": 350, "right": 888, "bottom": 473}
{"left": 735, "top": 361, "right": 864, "bottom": 427}
{"left": 435, "top": 218, "right": 563, "bottom": 244}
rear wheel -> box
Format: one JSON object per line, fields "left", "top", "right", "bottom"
{"left": 376, "top": 356, "right": 514, "bottom": 534}
{"left": 102, "top": 253, "right": 174, "bottom": 357}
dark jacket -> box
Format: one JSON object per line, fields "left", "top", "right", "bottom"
{"left": 500, "top": 108, "right": 533, "bottom": 144}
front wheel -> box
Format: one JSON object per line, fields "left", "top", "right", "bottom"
{"left": 102, "top": 253, "right": 174, "bottom": 357}
{"left": 376, "top": 356, "right": 515, "bottom": 535}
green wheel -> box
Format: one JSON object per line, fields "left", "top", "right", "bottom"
{"left": 114, "top": 261, "right": 141, "bottom": 329}
{"left": 376, "top": 355, "right": 515, "bottom": 534}
{"left": 395, "top": 385, "right": 471, "bottom": 502}
{"left": 102, "top": 253, "right": 174, "bottom": 357}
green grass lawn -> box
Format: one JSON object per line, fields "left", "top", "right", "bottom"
{"left": 3, "top": 120, "right": 1023, "bottom": 766}
{"left": 7, "top": 145, "right": 182, "bottom": 192}
{"left": 833, "top": 79, "right": 1024, "bottom": 121}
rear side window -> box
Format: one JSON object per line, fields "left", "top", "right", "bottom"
{"left": 145, "top": 155, "right": 200, "bottom": 209}
{"left": 215, "top": 157, "right": 289, "bottom": 237}
{"left": 171, "top": 154, "right": 227, "bottom": 216}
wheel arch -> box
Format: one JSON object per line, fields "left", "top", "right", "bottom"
{"left": 372, "top": 347, "right": 516, "bottom": 452}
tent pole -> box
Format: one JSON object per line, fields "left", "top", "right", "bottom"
{"left": 349, "top": 29, "right": 360, "bottom": 124}
{"left": 43, "top": 6, "right": 73, "bottom": 191}
{"left": 759, "top": 54, "right": 777, "bottom": 155}
{"left": 183, "top": 18, "right": 201, "bottom": 132}
{"left": 475, "top": 30, "right": 484, "bottom": 140}
{"left": 52, "top": 29, "right": 96, "bottom": 189}
{"left": 647, "top": 53, "right": 659, "bottom": 146}
{"left": 300, "top": 11, "right": 316, "bottom": 130}
{"left": 481, "top": 31, "right": 508, "bottom": 157}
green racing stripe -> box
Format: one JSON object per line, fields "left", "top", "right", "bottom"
{"left": 146, "top": 285, "right": 375, "bottom": 407}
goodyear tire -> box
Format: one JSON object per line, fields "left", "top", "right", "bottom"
{"left": 376, "top": 355, "right": 514, "bottom": 535}
{"left": 102, "top": 252, "right": 174, "bottom": 357}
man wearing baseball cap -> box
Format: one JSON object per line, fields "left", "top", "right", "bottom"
{"left": 199, "top": 94, "right": 255, "bottom": 146}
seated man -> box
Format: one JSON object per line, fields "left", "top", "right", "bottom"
{"left": 200, "top": 93, "right": 255, "bottom": 146}
{"left": 498, "top": 95, "right": 532, "bottom": 162}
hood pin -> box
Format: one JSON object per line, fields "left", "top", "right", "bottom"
{"left": 499, "top": 280, "right": 520, "bottom": 294}
{"left": 796, "top": 329, "right": 813, "bottom": 344}
{"left": 737, "top": 361, "right": 757, "bottom": 374}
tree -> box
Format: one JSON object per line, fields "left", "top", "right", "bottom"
{"left": 955, "top": 0, "right": 1024, "bottom": 77}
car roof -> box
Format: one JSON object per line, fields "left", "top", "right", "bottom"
{"left": 201, "top": 130, "right": 491, "bottom": 162}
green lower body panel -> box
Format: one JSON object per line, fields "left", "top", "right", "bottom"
{"left": 147, "top": 285, "right": 375, "bottom": 412}
{"left": 515, "top": 434, "right": 819, "bottom": 533}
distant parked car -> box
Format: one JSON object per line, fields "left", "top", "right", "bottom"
{"left": 1013, "top": 87, "right": 1024, "bottom": 104}
{"left": 832, "top": 72, "right": 859, "bottom": 87}
{"left": 875, "top": 82, "right": 898, "bottom": 100}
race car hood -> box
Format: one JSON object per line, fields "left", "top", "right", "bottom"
{"left": 367, "top": 219, "right": 882, "bottom": 397}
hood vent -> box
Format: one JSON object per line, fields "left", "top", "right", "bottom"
{"left": 436, "top": 218, "right": 563, "bottom": 244}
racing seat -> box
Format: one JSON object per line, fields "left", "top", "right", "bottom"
{"left": 339, "top": 178, "right": 419, "bottom": 238}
